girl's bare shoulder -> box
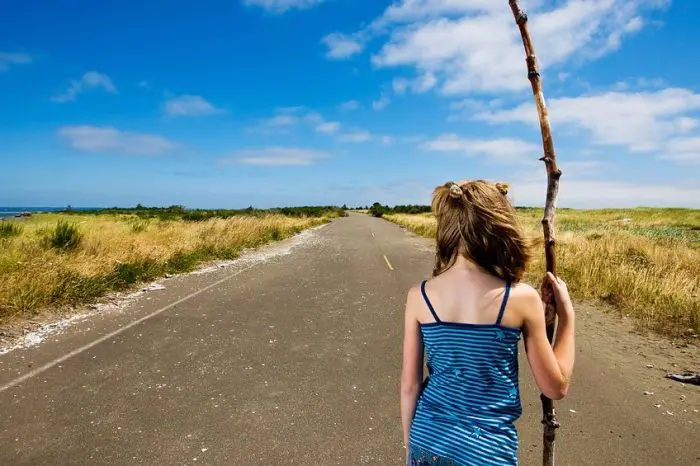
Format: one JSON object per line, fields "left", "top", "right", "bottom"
{"left": 404, "top": 281, "right": 427, "bottom": 316}
{"left": 508, "top": 282, "right": 542, "bottom": 315}
{"left": 511, "top": 282, "right": 539, "bottom": 298}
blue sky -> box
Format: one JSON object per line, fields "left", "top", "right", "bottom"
{"left": 1, "top": 0, "right": 699, "bottom": 208}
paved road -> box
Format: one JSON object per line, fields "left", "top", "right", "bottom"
{"left": 0, "top": 214, "right": 698, "bottom": 465}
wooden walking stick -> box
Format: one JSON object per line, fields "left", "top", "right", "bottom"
{"left": 507, "top": 1, "right": 563, "bottom": 465}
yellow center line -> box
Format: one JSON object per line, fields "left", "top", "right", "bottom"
{"left": 383, "top": 254, "right": 394, "bottom": 271}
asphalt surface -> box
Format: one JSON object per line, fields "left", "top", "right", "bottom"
{"left": 0, "top": 214, "right": 698, "bottom": 465}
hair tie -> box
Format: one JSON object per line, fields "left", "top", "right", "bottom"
{"left": 495, "top": 182, "right": 510, "bottom": 196}
{"left": 449, "top": 183, "right": 463, "bottom": 197}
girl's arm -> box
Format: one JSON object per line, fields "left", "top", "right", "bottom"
{"left": 400, "top": 286, "right": 424, "bottom": 448}
{"left": 522, "top": 273, "right": 575, "bottom": 400}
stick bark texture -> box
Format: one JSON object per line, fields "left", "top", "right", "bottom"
{"left": 508, "top": 1, "right": 563, "bottom": 465}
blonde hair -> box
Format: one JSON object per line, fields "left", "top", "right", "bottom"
{"left": 432, "top": 180, "right": 530, "bottom": 282}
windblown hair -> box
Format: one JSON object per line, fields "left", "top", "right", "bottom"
{"left": 432, "top": 180, "right": 531, "bottom": 283}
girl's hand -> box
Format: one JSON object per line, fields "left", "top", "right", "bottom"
{"left": 541, "top": 272, "right": 573, "bottom": 317}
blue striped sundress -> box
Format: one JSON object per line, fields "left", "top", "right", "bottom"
{"left": 408, "top": 280, "right": 522, "bottom": 466}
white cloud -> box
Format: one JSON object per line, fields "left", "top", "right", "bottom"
{"left": 338, "top": 131, "right": 372, "bottom": 143}
{"left": 51, "top": 71, "right": 116, "bottom": 103}
{"left": 303, "top": 111, "right": 324, "bottom": 124}
{"left": 247, "top": 107, "right": 329, "bottom": 134}
{"left": 476, "top": 88, "right": 700, "bottom": 160}
{"left": 316, "top": 121, "right": 341, "bottom": 134}
{"left": 221, "top": 147, "right": 327, "bottom": 166}
{"left": 372, "top": 94, "right": 391, "bottom": 110}
{"left": 322, "top": 33, "right": 364, "bottom": 60}
{"left": 662, "top": 137, "right": 700, "bottom": 164}
{"left": 252, "top": 107, "right": 312, "bottom": 132}
{"left": 58, "top": 126, "right": 176, "bottom": 155}
{"left": 0, "top": 52, "right": 32, "bottom": 72}
{"left": 393, "top": 73, "right": 436, "bottom": 94}
{"left": 339, "top": 100, "right": 360, "bottom": 111}
{"left": 400, "top": 135, "right": 428, "bottom": 144}
{"left": 383, "top": 0, "right": 503, "bottom": 21}
{"left": 326, "top": 0, "right": 668, "bottom": 94}
{"left": 269, "top": 115, "right": 299, "bottom": 126}
{"left": 602, "top": 16, "right": 647, "bottom": 54}
{"left": 511, "top": 178, "right": 700, "bottom": 208}
{"left": 243, "top": 0, "right": 325, "bottom": 13}
{"left": 164, "top": 95, "right": 224, "bottom": 117}
{"left": 612, "top": 77, "right": 666, "bottom": 92}
{"left": 625, "top": 16, "right": 645, "bottom": 33}
{"left": 422, "top": 133, "right": 539, "bottom": 162}
{"left": 248, "top": 107, "right": 378, "bottom": 144}
{"left": 413, "top": 72, "right": 437, "bottom": 93}
{"left": 276, "top": 105, "right": 307, "bottom": 114}
{"left": 449, "top": 98, "right": 503, "bottom": 118}
{"left": 672, "top": 118, "right": 700, "bottom": 133}
{"left": 393, "top": 78, "right": 409, "bottom": 95}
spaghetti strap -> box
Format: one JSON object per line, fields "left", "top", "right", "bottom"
{"left": 495, "top": 282, "right": 511, "bottom": 325}
{"left": 420, "top": 280, "right": 441, "bottom": 323}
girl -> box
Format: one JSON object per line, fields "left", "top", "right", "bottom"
{"left": 401, "top": 180, "right": 575, "bottom": 465}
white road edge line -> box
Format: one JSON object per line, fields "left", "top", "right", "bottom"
{"left": 0, "top": 263, "right": 257, "bottom": 394}
{"left": 383, "top": 255, "right": 394, "bottom": 271}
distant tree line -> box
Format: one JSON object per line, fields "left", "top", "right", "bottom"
{"left": 365, "top": 202, "right": 433, "bottom": 218}
{"left": 388, "top": 204, "right": 432, "bottom": 214}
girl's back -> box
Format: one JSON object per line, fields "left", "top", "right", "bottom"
{"left": 409, "top": 269, "right": 522, "bottom": 465}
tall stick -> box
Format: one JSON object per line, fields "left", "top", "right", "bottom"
{"left": 507, "top": 2, "right": 562, "bottom": 465}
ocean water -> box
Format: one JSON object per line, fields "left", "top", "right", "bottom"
{"left": 0, "top": 207, "right": 84, "bottom": 219}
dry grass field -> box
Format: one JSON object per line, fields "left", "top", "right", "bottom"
{"left": 0, "top": 213, "right": 333, "bottom": 323}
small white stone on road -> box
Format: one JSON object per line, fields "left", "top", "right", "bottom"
{"left": 143, "top": 284, "right": 166, "bottom": 292}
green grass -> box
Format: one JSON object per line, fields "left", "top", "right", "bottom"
{"left": 0, "top": 222, "right": 23, "bottom": 238}
{"left": 129, "top": 219, "right": 150, "bottom": 233}
{"left": 49, "top": 221, "right": 83, "bottom": 251}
